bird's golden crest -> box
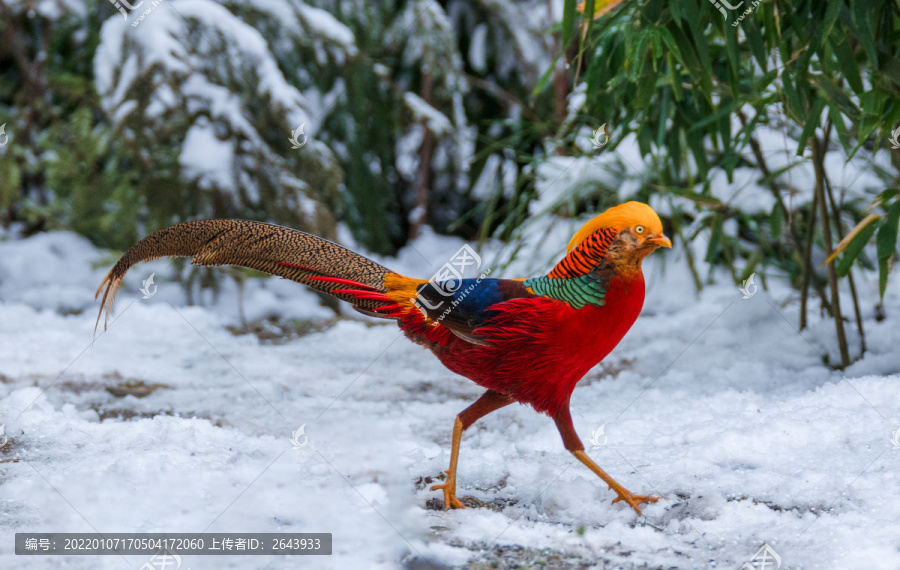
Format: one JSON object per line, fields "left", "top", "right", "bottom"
{"left": 567, "top": 201, "right": 664, "bottom": 252}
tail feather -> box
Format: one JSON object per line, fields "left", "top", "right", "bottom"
{"left": 95, "top": 219, "right": 399, "bottom": 331}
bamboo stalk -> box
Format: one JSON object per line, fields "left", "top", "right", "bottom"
{"left": 811, "top": 137, "right": 850, "bottom": 368}
{"left": 824, "top": 167, "right": 866, "bottom": 356}
{"left": 799, "top": 189, "right": 817, "bottom": 330}
{"left": 820, "top": 117, "right": 863, "bottom": 357}
{"left": 737, "top": 111, "right": 830, "bottom": 327}
{"left": 671, "top": 210, "right": 703, "bottom": 291}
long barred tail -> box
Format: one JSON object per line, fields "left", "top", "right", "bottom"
{"left": 94, "top": 219, "right": 410, "bottom": 331}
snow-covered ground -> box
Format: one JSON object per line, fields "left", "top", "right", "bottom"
{"left": 1, "top": 224, "right": 899, "bottom": 569}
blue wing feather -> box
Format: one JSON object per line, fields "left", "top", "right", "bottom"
{"left": 415, "top": 278, "right": 532, "bottom": 343}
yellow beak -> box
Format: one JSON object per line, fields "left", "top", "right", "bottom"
{"left": 648, "top": 233, "right": 672, "bottom": 248}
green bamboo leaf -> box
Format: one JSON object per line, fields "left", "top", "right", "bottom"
{"left": 650, "top": 32, "right": 663, "bottom": 73}
{"left": 883, "top": 103, "right": 900, "bottom": 134}
{"left": 532, "top": 57, "right": 559, "bottom": 97}
{"left": 770, "top": 202, "right": 784, "bottom": 240}
{"left": 781, "top": 71, "right": 804, "bottom": 124}
{"left": 850, "top": 0, "right": 878, "bottom": 69}
{"left": 828, "top": 105, "right": 851, "bottom": 151}
{"left": 877, "top": 188, "right": 900, "bottom": 204}
{"left": 667, "top": 52, "right": 683, "bottom": 102}
{"left": 657, "top": 27, "right": 683, "bottom": 63}
{"left": 876, "top": 201, "right": 900, "bottom": 262}
{"left": 745, "top": 19, "right": 767, "bottom": 70}
{"left": 664, "top": 186, "right": 722, "bottom": 205}
{"left": 828, "top": 212, "right": 882, "bottom": 264}
{"left": 828, "top": 36, "right": 863, "bottom": 95}
{"left": 743, "top": 249, "right": 763, "bottom": 280}
{"left": 756, "top": 69, "right": 778, "bottom": 91}
{"left": 879, "top": 256, "right": 892, "bottom": 299}
{"left": 835, "top": 221, "right": 877, "bottom": 277}
{"left": 882, "top": 58, "right": 900, "bottom": 90}
{"left": 811, "top": 75, "right": 860, "bottom": 121}
{"left": 657, "top": 89, "right": 670, "bottom": 147}
{"left": 688, "top": 132, "right": 709, "bottom": 178}
{"left": 705, "top": 214, "right": 723, "bottom": 263}
{"left": 687, "top": 101, "right": 736, "bottom": 133}
{"left": 668, "top": 25, "right": 709, "bottom": 102}
{"left": 634, "top": 70, "right": 655, "bottom": 109}
{"left": 719, "top": 112, "right": 732, "bottom": 158}
{"left": 637, "top": 121, "right": 653, "bottom": 155}
{"left": 858, "top": 89, "right": 887, "bottom": 116}
{"left": 724, "top": 24, "right": 741, "bottom": 97}
{"left": 850, "top": 114, "right": 882, "bottom": 158}
{"left": 797, "top": 97, "right": 826, "bottom": 155}
{"left": 630, "top": 32, "right": 651, "bottom": 80}
{"left": 583, "top": 0, "right": 596, "bottom": 42}
{"left": 687, "top": 16, "right": 711, "bottom": 73}
{"left": 670, "top": 0, "right": 682, "bottom": 23}
{"left": 670, "top": 126, "right": 684, "bottom": 167}
{"left": 822, "top": 0, "right": 842, "bottom": 37}
{"left": 562, "top": 0, "right": 578, "bottom": 52}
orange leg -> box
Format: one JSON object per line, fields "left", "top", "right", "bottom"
{"left": 431, "top": 390, "right": 514, "bottom": 510}
{"left": 553, "top": 407, "right": 658, "bottom": 514}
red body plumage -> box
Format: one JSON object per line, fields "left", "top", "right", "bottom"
{"left": 399, "top": 273, "right": 646, "bottom": 416}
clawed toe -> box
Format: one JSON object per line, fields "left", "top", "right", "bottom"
{"left": 612, "top": 493, "right": 660, "bottom": 514}
{"left": 430, "top": 471, "right": 467, "bottom": 510}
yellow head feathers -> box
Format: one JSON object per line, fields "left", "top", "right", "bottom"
{"left": 567, "top": 201, "right": 664, "bottom": 252}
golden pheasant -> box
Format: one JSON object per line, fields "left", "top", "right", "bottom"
{"left": 96, "top": 201, "right": 671, "bottom": 513}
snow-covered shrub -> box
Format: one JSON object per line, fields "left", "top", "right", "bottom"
{"left": 93, "top": 0, "right": 348, "bottom": 241}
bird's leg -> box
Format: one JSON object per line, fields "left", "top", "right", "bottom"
{"left": 431, "top": 416, "right": 467, "bottom": 510}
{"left": 431, "top": 389, "right": 514, "bottom": 510}
{"left": 553, "top": 406, "right": 659, "bottom": 514}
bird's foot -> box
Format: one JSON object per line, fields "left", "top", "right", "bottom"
{"left": 611, "top": 490, "right": 659, "bottom": 514}
{"left": 430, "top": 471, "right": 466, "bottom": 510}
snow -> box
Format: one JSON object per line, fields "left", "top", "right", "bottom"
{"left": 403, "top": 93, "right": 453, "bottom": 136}
{"left": 468, "top": 24, "right": 488, "bottom": 73}
{"left": 294, "top": 3, "right": 357, "bottom": 50}
{"left": 179, "top": 119, "right": 237, "bottom": 193}
{"left": 94, "top": 0, "right": 325, "bottom": 139}
{"left": 5, "top": 0, "right": 87, "bottom": 20}
{"left": 471, "top": 153, "right": 520, "bottom": 201}
{"left": 475, "top": 0, "right": 553, "bottom": 82}
{"left": 1, "top": 225, "right": 899, "bottom": 569}
{"left": 246, "top": 0, "right": 358, "bottom": 66}
{"left": 529, "top": 155, "right": 622, "bottom": 217}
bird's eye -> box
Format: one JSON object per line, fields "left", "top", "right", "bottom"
{"left": 635, "top": 225, "right": 644, "bottom": 234}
